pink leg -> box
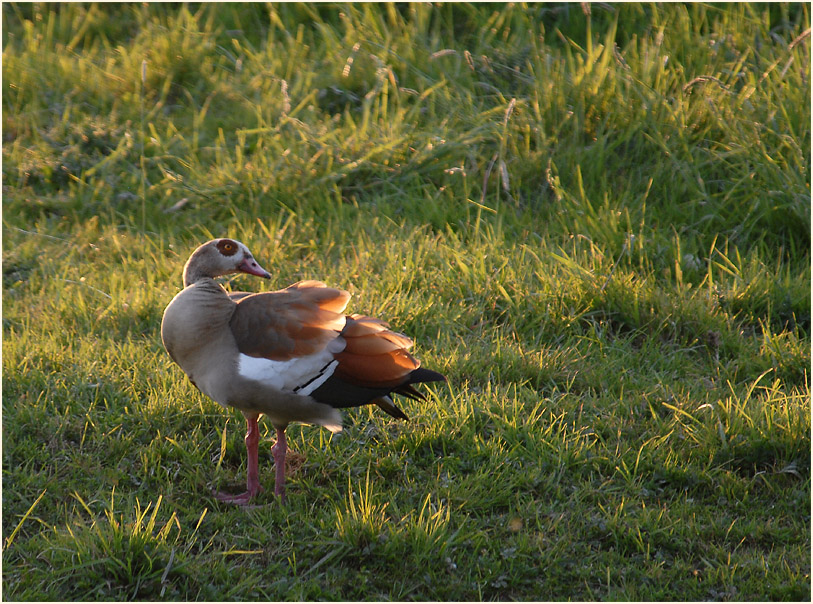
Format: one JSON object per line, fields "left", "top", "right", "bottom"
{"left": 272, "top": 428, "right": 287, "bottom": 501}
{"left": 215, "top": 416, "right": 264, "bottom": 505}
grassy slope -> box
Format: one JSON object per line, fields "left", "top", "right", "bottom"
{"left": 2, "top": 3, "right": 810, "bottom": 600}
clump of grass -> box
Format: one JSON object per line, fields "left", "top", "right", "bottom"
{"left": 694, "top": 373, "right": 810, "bottom": 472}
{"left": 9, "top": 493, "right": 192, "bottom": 600}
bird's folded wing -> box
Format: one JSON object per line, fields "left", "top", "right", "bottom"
{"left": 229, "top": 281, "right": 351, "bottom": 360}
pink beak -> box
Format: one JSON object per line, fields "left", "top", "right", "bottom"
{"left": 238, "top": 258, "right": 271, "bottom": 279}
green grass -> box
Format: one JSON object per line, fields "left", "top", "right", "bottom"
{"left": 2, "top": 2, "right": 810, "bottom": 600}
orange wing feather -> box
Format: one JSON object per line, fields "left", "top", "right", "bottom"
{"left": 333, "top": 315, "right": 421, "bottom": 388}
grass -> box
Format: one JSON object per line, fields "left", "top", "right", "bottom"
{"left": 2, "top": 2, "right": 810, "bottom": 600}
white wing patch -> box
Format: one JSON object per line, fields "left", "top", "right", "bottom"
{"left": 237, "top": 343, "right": 341, "bottom": 396}
{"left": 294, "top": 359, "right": 338, "bottom": 395}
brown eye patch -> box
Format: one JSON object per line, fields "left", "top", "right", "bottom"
{"left": 216, "top": 239, "right": 239, "bottom": 256}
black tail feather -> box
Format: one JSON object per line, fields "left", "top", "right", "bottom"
{"left": 394, "top": 383, "right": 426, "bottom": 401}
{"left": 408, "top": 367, "right": 446, "bottom": 385}
{"left": 310, "top": 366, "right": 445, "bottom": 417}
{"left": 394, "top": 368, "right": 446, "bottom": 401}
{"left": 374, "top": 396, "right": 409, "bottom": 420}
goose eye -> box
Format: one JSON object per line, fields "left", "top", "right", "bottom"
{"left": 216, "top": 239, "right": 239, "bottom": 256}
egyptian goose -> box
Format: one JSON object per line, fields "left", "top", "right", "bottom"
{"left": 161, "top": 238, "right": 445, "bottom": 504}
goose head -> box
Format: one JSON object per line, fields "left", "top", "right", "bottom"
{"left": 182, "top": 238, "right": 271, "bottom": 287}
